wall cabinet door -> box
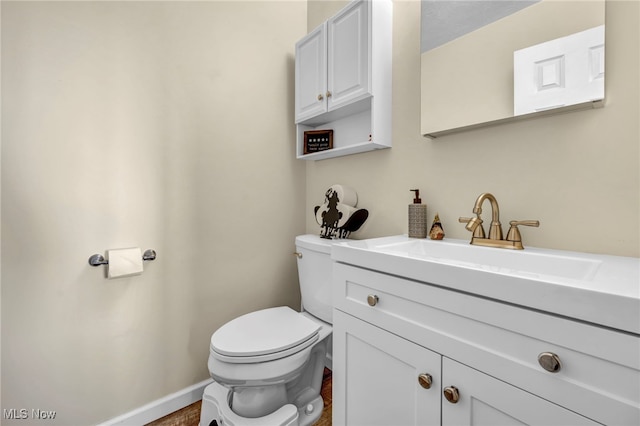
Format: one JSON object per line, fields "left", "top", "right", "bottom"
{"left": 441, "top": 358, "right": 600, "bottom": 426}
{"left": 295, "top": 0, "right": 370, "bottom": 124}
{"left": 295, "top": 23, "right": 327, "bottom": 122}
{"left": 333, "top": 310, "right": 441, "bottom": 426}
{"left": 327, "top": 0, "right": 370, "bottom": 111}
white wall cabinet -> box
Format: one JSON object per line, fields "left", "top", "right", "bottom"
{"left": 332, "top": 262, "right": 639, "bottom": 426}
{"left": 295, "top": 1, "right": 369, "bottom": 122}
{"left": 294, "top": 0, "right": 392, "bottom": 160}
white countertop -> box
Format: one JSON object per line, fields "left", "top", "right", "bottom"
{"left": 332, "top": 235, "right": 640, "bottom": 335}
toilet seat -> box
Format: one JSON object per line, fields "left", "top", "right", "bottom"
{"left": 210, "top": 307, "right": 321, "bottom": 363}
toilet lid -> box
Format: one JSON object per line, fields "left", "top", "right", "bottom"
{"left": 211, "top": 306, "right": 321, "bottom": 358}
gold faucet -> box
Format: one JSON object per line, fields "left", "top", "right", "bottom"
{"left": 459, "top": 193, "right": 539, "bottom": 250}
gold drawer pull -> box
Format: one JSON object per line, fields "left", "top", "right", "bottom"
{"left": 418, "top": 373, "right": 433, "bottom": 389}
{"left": 443, "top": 386, "right": 460, "bottom": 403}
{"left": 538, "top": 352, "right": 562, "bottom": 373}
{"left": 367, "top": 294, "right": 379, "bottom": 306}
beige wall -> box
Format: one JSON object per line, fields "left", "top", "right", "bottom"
{"left": 306, "top": 0, "right": 639, "bottom": 258}
{"left": 1, "top": 1, "right": 306, "bottom": 424}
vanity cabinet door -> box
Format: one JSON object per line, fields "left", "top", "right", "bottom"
{"left": 326, "top": 0, "right": 370, "bottom": 111}
{"left": 294, "top": 23, "right": 327, "bottom": 122}
{"left": 333, "top": 310, "right": 441, "bottom": 426}
{"left": 441, "top": 358, "right": 600, "bottom": 426}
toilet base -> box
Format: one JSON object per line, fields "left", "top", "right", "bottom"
{"left": 200, "top": 382, "right": 323, "bottom": 426}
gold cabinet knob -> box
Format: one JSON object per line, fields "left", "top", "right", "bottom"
{"left": 367, "top": 294, "right": 379, "bottom": 306}
{"left": 443, "top": 386, "right": 460, "bottom": 404}
{"left": 538, "top": 352, "right": 562, "bottom": 373}
{"left": 418, "top": 373, "right": 433, "bottom": 389}
{"left": 317, "top": 94, "right": 324, "bottom": 101}
{"left": 326, "top": 90, "right": 332, "bottom": 98}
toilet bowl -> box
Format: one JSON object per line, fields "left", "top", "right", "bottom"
{"left": 201, "top": 381, "right": 302, "bottom": 426}
{"left": 200, "top": 235, "right": 339, "bottom": 426}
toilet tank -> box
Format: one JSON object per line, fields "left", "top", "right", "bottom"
{"left": 295, "top": 234, "right": 339, "bottom": 324}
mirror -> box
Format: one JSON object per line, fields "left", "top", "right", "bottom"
{"left": 420, "top": 0, "right": 605, "bottom": 138}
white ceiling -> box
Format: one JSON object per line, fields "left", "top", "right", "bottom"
{"left": 421, "top": 0, "right": 540, "bottom": 53}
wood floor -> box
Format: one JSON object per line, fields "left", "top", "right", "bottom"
{"left": 147, "top": 369, "right": 332, "bottom": 426}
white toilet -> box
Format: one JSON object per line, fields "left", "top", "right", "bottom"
{"left": 200, "top": 235, "right": 338, "bottom": 426}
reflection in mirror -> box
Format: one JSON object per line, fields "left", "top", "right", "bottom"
{"left": 421, "top": 0, "right": 605, "bottom": 138}
{"left": 513, "top": 24, "right": 604, "bottom": 115}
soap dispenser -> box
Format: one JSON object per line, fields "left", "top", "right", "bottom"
{"left": 408, "top": 189, "right": 428, "bottom": 238}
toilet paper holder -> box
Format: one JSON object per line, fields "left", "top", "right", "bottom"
{"left": 88, "top": 249, "right": 157, "bottom": 267}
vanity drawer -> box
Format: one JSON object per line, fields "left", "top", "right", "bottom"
{"left": 333, "top": 262, "right": 640, "bottom": 425}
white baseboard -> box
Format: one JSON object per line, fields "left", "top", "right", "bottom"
{"left": 96, "top": 378, "right": 213, "bottom": 426}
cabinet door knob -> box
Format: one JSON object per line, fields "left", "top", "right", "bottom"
{"left": 418, "top": 373, "right": 433, "bottom": 389}
{"left": 443, "top": 386, "right": 460, "bottom": 404}
{"left": 538, "top": 352, "right": 562, "bottom": 373}
{"left": 367, "top": 294, "right": 379, "bottom": 306}
{"left": 317, "top": 94, "right": 324, "bottom": 101}
{"left": 326, "top": 90, "right": 332, "bottom": 98}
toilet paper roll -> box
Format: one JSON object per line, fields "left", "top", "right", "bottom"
{"left": 107, "top": 247, "right": 143, "bottom": 279}
{"left": 328, "top": 184, "right": 358, "bottom": 207}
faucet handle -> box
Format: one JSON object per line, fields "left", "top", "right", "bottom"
{"left": 511, "top": 220, "right": 540, "bottom": 227}
{"left": 506, "top": 220, "right": 540, "bottom": 243}
{"left": 459, "top": 217, "right": 485, "bottom": 238}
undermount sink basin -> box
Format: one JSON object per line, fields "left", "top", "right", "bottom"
{"left": 331, "top": 235, "right": 640, "bottom": 334}
{"left": 371, "top": 238, "right": 601, "bottom": 281}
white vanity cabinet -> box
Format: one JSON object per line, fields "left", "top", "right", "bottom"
{"left": 441, "top": 358, "right": 600, "bottom": 425}
{"left": 294, "top": 0, "right": 392, "bottom": 160}
{"left": 333, "top": 310, "right": 441, "bottom": 426}
{"left": 332, "top": 262, "right": 640, "bottom": 426}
